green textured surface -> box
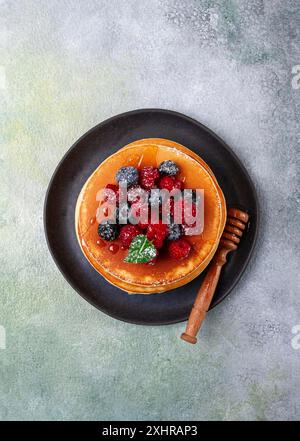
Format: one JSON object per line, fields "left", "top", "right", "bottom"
{"left": 1, "top": 0, "right": 300, "bottom": 420}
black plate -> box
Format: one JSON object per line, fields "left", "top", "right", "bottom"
{"left": 44, "top": 109, "right": 259, "bottom": 325}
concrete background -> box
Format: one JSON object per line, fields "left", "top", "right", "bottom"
{"left": 1, "top": 0, "right": 299, "bottom": 420}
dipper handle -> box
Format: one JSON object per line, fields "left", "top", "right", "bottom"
{"left": 181, "top": 259, "right": 223, "bottom": 344}
{"left": 181, "top": 208, "right": 249, "bottom": 344}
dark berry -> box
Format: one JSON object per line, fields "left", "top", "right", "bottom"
{"left": 98, "top": 220, "right": 119, "bottom": 241}
{"left": 139, "top": 166, "right": 160, "bottom": 190}
{"left": 167, "top": 223, "right": 183, "bottom": 241}
{"left": 159, "top": 175, "right": 183, "bottom": 192}
{"left": 168, "top": 238, "right": 191, "bottom": 260}
{"left": 158, "top": 160, "right": 179, "bottom": 176}
{"left": 119, "top": 225, "right": 141, "bottom": 248}
{"left": 116, "top": 166, "right": 139, "bottom": 187}
{"left": 146, "top": 223, "right": 167, "bottom": 249}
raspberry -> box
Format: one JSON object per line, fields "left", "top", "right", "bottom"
{"left": 168, "top": 238, "right": 191, "bottom": 260}
{"left": 159, "top": 176, "right": 182, "bottom": 191}
{"left": 98, "top": 220, "right": 119, "bottom": 241}
{"left": 119, "top": 225, "right": 141, "bottom": 248}
{"left": 146, "top": 223, "right": 167, "bottom": 249}
{"left": 139, "top": 166, "right": 160, "bottom": 190}
{"left": 158, "top": 160, "right": 179, "bottom": 176}
{"left": 116, "top": 166, "right": 139, "bottom": 187}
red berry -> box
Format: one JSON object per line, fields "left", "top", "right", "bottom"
{"left": 119, "top": 225, "right": 141, "bottom": 248}
{"left": 159, "top": 176, "right": 182, "bottom": 191}
{"left": 146, "top": 223, "right": 167, "bottom": 249}
{"left": 139, "top": 167, "right": 160, "bottom": 190}
{"left": 168, "top": 238, "right": 191, "bottom": 260}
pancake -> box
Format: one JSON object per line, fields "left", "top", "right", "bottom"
{"left": 75, "top": 138, "right": 226, "bottom": 294}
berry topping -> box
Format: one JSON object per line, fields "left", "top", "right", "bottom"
{"left": 98, "top": 220, "right": 119, "bottom": 241}
{"left": 139, "top": 166, "right": 160, "bottom": 190}
{"left": 167, "top": 223, "right": 183, "bottom": 241}
{"left": 100, "top": 160, "right": 199, "bottom": 264}
{"left": 158, "top": 160, "right": 179, "bottom": 176}
{"left": 116, "top": 166, "right": 139, "bottom": 187}
{"left": 146, "top": 223, "right": 167, "bottom": 249}
{"left": 168, "top": 238, "right": 191, "bottom": 260}
{"left": 158, "top": 175, "right": 183, "bottom": 192}
{"left": 119, "top": 225, "right": 141, "bottom": 248}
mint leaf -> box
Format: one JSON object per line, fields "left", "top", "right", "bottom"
{"left": 124, "top": 234, "right": 157, "bottom": 264}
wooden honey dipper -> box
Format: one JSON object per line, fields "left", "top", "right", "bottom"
{"left": 181, "top": 208, "right": 249, "bottom": 344}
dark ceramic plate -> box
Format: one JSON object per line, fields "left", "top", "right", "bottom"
{"left": 44, "top": 109, "right": 259, "bottom": 325}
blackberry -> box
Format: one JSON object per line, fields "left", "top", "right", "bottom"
{"left": 98, "top": 220, "right": 119, "bottom": 241}
{"left": 167, "top": 223, "right": 183, "bottom": 241}
{"left": 158, "top": 160, "right": 179, "bottom": 177}
{"left": 116, "top": 166, "right": 139, "bottom": 187}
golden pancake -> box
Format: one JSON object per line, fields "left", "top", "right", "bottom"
{"left": 75, "top": 138, "right": 226, "bottom": 293}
